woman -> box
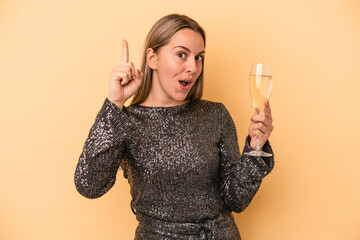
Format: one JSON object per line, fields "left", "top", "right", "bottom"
{"left": 75, "top": 14, "right": 274, "bottom": 239}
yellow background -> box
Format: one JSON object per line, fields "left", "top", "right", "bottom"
{"left": 1, "top": 0, "right": 359, "bottom": 239}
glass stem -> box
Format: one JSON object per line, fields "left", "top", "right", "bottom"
{"left": 256, "top": 109, "right": 264, "bottom": 152}
{"left": 256, "top": 138, "right": 261, "bottom": 151}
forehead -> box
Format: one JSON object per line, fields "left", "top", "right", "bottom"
{"left": 167, "top": 28, "right": 205, "bottom": 51}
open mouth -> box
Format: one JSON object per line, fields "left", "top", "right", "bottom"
{"left": 179, "top": 80, "right": 191, "bottom": 87}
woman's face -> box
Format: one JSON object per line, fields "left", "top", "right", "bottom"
{"left": 149, "top": 28, "right": 205, "bottom": 106}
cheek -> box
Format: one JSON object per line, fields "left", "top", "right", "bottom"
{"left": 170, "top": 59, "right": 186, "bottom": 76}
{"left": 196, "top": 63, "right": 203, "bottom": 77}
{"left": 159, "top": 57, "right": 183, "bottom": 77}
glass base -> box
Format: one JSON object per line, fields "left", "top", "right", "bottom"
{"left": 244, "top": 150, "right": 273, "bottom": 157}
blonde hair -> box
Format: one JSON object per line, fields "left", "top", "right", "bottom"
{"left": 130, "top": 14, "right": 206, "bottom": 105}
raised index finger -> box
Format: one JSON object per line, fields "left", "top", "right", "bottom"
{"left": 122, "top": 39, "right": 129, "bottom": 65}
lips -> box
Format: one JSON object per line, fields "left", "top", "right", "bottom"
{"left": 178, "top": 79, "right": 193, "bottom": 90}
{"left": 179, "top": 80, "right": 190, "bottom": 87}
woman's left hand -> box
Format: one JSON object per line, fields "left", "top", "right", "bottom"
{"left": 248, "top": 100, "right": 274, "bottom": 150}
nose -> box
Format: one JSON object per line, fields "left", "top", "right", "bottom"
{"left": 186, "top": 58, "right": 198, "bottom": 75}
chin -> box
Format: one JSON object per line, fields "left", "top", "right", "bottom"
{"left": 173, "top": 94, "right": 188, "bottom": 102}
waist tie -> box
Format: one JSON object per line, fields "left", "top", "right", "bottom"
{"left": 135, "top": 211, "right": 231, "bottom": 240}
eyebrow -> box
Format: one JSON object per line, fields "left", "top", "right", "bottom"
{"left": 174, "top": 46, "right": 205, "bottom": 55}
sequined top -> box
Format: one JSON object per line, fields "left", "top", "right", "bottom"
{"left": 74, "top": 98, "right": 274, "bottom": 224}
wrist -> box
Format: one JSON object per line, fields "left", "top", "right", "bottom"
{"left": 107, "top": 97, "right": 125, "bottom": 109}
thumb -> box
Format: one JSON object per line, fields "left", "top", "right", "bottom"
{"left": 133, "top": 69, "right": 143, "bottom": 86}
{"left": 134, "top": 69, "right": 142, "bottom": 78}
{"left": 134, "top": 69, "right": 143, "bottom": 81}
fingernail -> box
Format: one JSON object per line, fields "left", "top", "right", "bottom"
{"left": 137, "top": 69, "right": 140, "bottom": 74}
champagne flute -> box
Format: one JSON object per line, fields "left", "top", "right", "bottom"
{"left": 244, "top": 63, "right": 273, "bottom": 157}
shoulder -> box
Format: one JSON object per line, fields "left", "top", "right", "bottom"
{"left": 189, "top": 100, "right": 233, "bottom": 125}
{"left": 193, "top": 99, "right": 230, "bottom": 116}
{"left": 192, "top": 99, "right": 226, "bottom": 111}
{"left": 193, "top": 100, "right": 236, "bottom": 134}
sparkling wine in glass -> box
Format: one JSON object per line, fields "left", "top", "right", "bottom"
{"left": 244, "top": 63, "right": 273, "bottom": 157}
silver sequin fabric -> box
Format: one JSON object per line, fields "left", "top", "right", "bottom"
{"left": 74, "top": 98, "right": 274, "bottom": 239}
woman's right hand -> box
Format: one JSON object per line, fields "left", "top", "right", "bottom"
{"left": 108, "top": 40, "right": 143, "bottom": 109}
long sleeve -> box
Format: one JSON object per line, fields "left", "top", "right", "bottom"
{"left": 74, "top": 98, "right": 133, "bottom": 199}
{"left": 218, "top": 104, "right": 274, "bottom": 213}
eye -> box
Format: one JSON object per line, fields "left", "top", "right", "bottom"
{"left": 195, "top": 55, "right": 204, "bottom": 62}
{"left": 177, "top": 52, "right": 186, "bottom": 58}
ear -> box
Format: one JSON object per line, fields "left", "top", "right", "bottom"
{"left": 146, "top": 48, "right": 158, "bottom": 70}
